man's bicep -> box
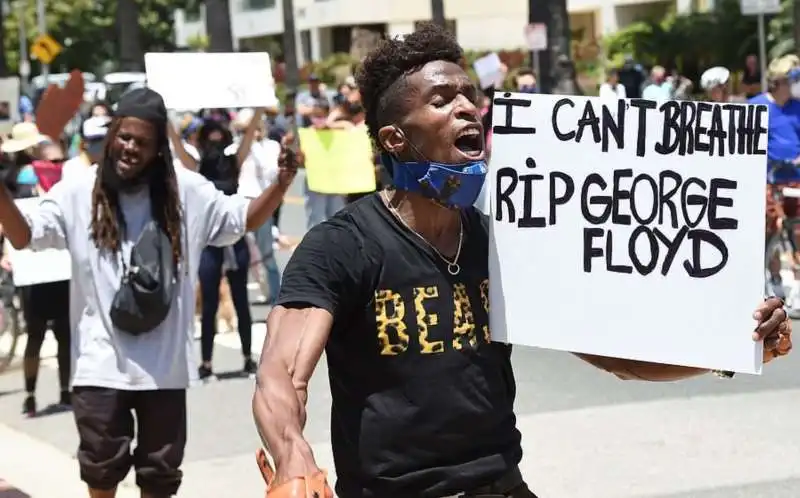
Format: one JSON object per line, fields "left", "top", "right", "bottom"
{"left": 260, "top": 306, "right": 332, "bottom": 386}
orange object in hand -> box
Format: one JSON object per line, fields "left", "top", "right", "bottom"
{"left": 256, "top": 449, "right": 334, "bottom": 498}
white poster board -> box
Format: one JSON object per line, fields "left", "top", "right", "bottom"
{"left": 144, "top": 52, "right": 278, "bottom": 110}
{"left": 6, "top": 198, "right": 71, "bottom": 286}
{"left": 0, "top": 77, "right": 20, "bottom": 135}
{"left": 489, "top": 93, "right": 766, "bottom": 374}
{"left": 473, "top": 53, "right": 504, "bottom": 89}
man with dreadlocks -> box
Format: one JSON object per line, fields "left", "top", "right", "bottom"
{"left": 0, "top": 88, "right": 298, "bottom": 498}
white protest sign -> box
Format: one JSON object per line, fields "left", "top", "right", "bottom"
{"left": 0, "top": 77, "right": 20, "bottom": 135}
{"left": 7, "top": 198, "right": 71, "bottom": 286}
{"left": 473, "top": 53, "right": 504, "bottom": 89}
{"left": 488, "top": 93, "right": 767, "bottom": 374}
{"left": 740, "top": 0, "right": 780, "bottom": 15}
{"left": 145, "top": 52, "right": 279, "bottom": 110}
{"left": 524, "top": 23, "right": 548, "bottom": 51}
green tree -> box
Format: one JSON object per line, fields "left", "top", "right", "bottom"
{"left": 2, "top": 0, "right": 188, "bottom": 75}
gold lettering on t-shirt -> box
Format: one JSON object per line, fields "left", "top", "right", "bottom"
{"left": 479, "top": 279, "right": 490, "bottom": 342}
{"left": 452, "top": 283, "right": 477, "bottom": 350}
{"left": 413, "top": 286, "right": 444, "bottom": 354}
{"left": 374, "top": 289, "right": 409, "bottom": 355}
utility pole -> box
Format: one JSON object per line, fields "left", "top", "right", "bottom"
{"left": 18, "top": 0, "right": 30, "bottom": 94}
{"left": 528, "top": 0, "right": 551, "bottom": 93}
{"left": 431, "top": 0, "right": 446, "bottom": 28}
{"left": 36, "top": 0, "right": 47, "bottom": 79}
{"left": 281, "top": 0, "right": 299, "bottom": 91}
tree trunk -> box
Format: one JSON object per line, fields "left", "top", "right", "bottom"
{"left": 528, "top": 0, "right": 582, "bottom": 95}
{"left": 431, "top": 0, "right": 446, "bottom": 27}
{"left": 205, "top": 0, "right": 235, "bottom": 52}
{"left": 281, "top": 0, "right": 300, "bottom": 90}
{"left": 0, "top": 1, "right": 7, "bottom": 77}
{"left": 116, "top": 0, "right": 144, "bottom": 71}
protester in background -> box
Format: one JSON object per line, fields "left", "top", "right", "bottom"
{"left": 90, "top": 101, "right": 113, "bottom": 118}
{"left": 190, "top": 111, "right": 263, "bottom": 380}
{"left": 751, "top": 55, "right": 800, "bottom": 309}
{"left": 599, "top": 69, "right": 627, "bottom": 99}
{"left": 62, "top": 116, "right": 110, "bottom": 180}
{"left": 741, "top": 54, "right": 762, "bottom": 99}
{"left": 667, "top": 69, "right": 693, "bottom": 100}
{"left": 271, "top": 91, "right": 296, "bottom": 141}
{"left": 296, "top": 74, "right": 333, "bottom": 127}
{"left": 642, "top": 65, "right": 674, "bottom": 100}
{"left": 0, "top": 88, "right": 296, "bottom": 497}
{"left": 0, "top": 140, "right": 71, "bottom": 417}
{"left": 253, "top": 24, "right": 793, "bottom": 498}
{"left": 234, "top": 108, "right": 282, "bottom": 304}
{"left": 700, "top": 66, "right": 734, "bottom": 103}
{"left": 516, "top": 69, "right": 538, "bottom": 93}
{"left": 618, "top": 55, "right": 646, "bottom": 99}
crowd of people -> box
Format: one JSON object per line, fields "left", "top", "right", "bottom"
{"left": 0, "top": 21, "right": 794, "bottom": 498}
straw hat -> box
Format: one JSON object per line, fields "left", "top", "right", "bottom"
{"left": 1, "top": 122, "right": 48, "bottom": 153}
{"left": 768, "top": 54, "right": 800, "bottom": 81}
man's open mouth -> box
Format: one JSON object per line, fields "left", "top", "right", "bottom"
{"left": 454, "top": 128, "right": 483, "bottom": 156}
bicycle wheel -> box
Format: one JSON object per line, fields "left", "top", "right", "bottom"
{"left": 0, "top": 297, "right": 20, "bottom": 374}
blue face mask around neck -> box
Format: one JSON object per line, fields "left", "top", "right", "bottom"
{"left": 383, "top": 153, "right": 487, "bottom": 209}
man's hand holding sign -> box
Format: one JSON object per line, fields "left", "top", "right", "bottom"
{"left": 489, "top": 93, "right": 791, "bottom": 377}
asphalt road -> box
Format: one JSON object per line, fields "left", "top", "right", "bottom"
{"left": 1, "top": 171, "right": 799, "bottom": 497}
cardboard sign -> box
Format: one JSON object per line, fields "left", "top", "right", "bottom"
{"left": 299, "top": 127, "right": 376, "bottom": 194}
{"left": 488, "top": 93, "right": 766, "bottom": 374}
{"left": 7, "top": 198, "right": 71, "bottom": 286}
{"left": 145, "top": 52, "right": 279, "bottom": 110}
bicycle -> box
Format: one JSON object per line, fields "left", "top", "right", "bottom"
{"left": 765, "top": 160, "right": 800, "bottom": 308}
{"left": 0, "top": 269, "right": 23, "bottom": 374}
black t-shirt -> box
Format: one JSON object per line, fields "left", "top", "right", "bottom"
{"left": 277, "top": 194, "right": 522, "bottom": 498}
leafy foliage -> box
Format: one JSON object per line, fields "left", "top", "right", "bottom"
{"left": 603, "top": 0, "right": 761, "bottom": 81}
{"left": 2, "top": 0, "right": 188, "bottom": 75}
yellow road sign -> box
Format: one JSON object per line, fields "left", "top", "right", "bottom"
{"left": 31, "top": 34, "right": 62, "bottom": 65}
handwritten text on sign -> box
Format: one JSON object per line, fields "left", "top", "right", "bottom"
{"left": 488, "top": 93, "right": 766, "bottom": 374}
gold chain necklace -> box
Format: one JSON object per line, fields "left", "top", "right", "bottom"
{"left": 381, "top": 190, "right": 463, "bottom": 275}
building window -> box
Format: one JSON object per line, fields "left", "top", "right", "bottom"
{"left": 242, "top": 0, "right": 275, "bottom": 11}
{"left": 184, "top": 4, "right": 202, "bottom": 22}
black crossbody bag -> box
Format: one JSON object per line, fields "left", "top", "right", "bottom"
{"left": 109, "top": 221, "right": 176, "bottom": 335}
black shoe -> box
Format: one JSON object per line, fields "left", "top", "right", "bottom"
{"left": 243, "top": 358, "right": 257, "bottom": 376}
{"left": 22, "top": 395, "right": 36, "bottom": 417}
{"left": 198, "top": 365, "right": 215, "bottom": 382}
{"left": 58, "top": 391, "right": 72, "bottom": 407}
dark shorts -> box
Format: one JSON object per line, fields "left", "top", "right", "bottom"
{"left": 72, "top": 387, "right": 187, "bottom": 495}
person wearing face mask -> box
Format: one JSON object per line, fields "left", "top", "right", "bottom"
{"left": 749, "top": 56, "right": 800, "bottom": 173}
{"left": 750, "top": 55, "right": 800, "bottom": 311}
{"left": 0, "top": 88, "right": 298, "bottom": 497}
{"left": 516, "top": 68, "right": 538, "bottom": 93}
{"left": 192, "top": 113, "right": 264, "bottom": 381}
{"left": 62, "top": 116, "right": 111, "bottom": 180}
{"left": 251, "top": 23, "right": 792, "bottom": 498}
{"left": 0, "top": 140, "right": 72, "bottom": 417}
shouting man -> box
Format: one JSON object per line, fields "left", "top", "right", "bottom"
{"left": 252, "top": 24, "right": 792, "bottom": 498}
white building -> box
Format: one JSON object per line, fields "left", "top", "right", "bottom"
{"left": 174, "top": 0, "right": 708, "bottom": 63}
